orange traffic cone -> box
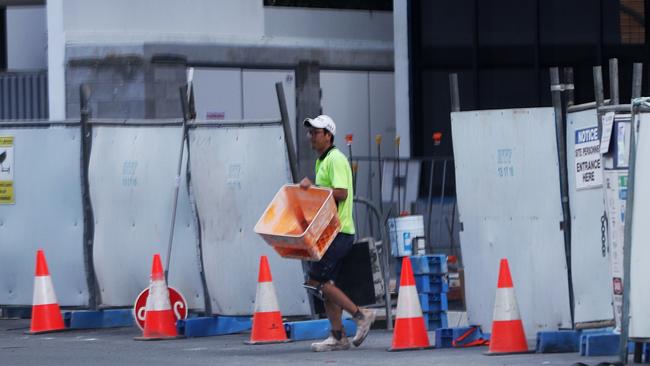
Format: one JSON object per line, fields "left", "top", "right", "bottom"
{"left": 388, "top": 256, "right": 433, "bottom": 351}
{"left": 245, "top": 256, "right": 290, "bottom": 344}
{"left": 485, "top": 258, "right": 532, "bottom": 355}
{"left": 134, "top": 254, "right": 180, "bottom": 341}
{"left": 29, "top": 249, "right": 65, "bottom": 334}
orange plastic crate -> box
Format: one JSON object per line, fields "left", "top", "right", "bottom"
{"left": 254, "top": 184, "right": 341, "bottom": 261}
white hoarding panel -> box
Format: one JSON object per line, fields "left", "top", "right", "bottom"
{"left": 451, "top": 108, "right": 572, "bottom": 336}
{"left": 90, "top": 126, "right": 204, "bottom": 309}
{"left": 566, "top": 109, "right": 613, "bottom": 324}
{"left": 604, "top": 169, "right": 627, "bottom": 330}
{"left": 188, "top": 125, "right": 310, "bottom": 316}
{"left": 0, "top": 126, "right": 87, "bottom": 306}
{"left": 629, "top": 113, "right": 650, "bottom": 338}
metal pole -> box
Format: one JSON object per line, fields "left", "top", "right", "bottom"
{"left": 275, "top": 82, "right": 299, "bottom": 183}
{"left": 550, "top": 67, "right": 575, "bottom": 325}
{"left": 632, "top": 63, "right": 643, "bottom": 100}
{"left": 449, "top": 73, "right": 460, "bottom": 112}
{"left": 165, "top": 86, "right": 190, "bottom": 282}
{"left": 448, "top": 198, "right": 457, "bottom": 258}
{"left": 402, "top": 161, "right": 409, "bottom": 214}
{"left": 426, "top": 159, "right": 435, "bottom": 254}
{"left": 563, "top": 67, "right": 575, "bottom": 107}
{"left": 593, "top": 66, "right": 605, "bottom": 107}
{"left": 609, "top": 58, "right": 619, "bottom": 105}
{"left": 619, "top": 103, "right": 640, "bottom": 364}
{"left": 376, "top": 134, "right": 384, "bottom": 219}
{"left": 395, "top": 136, "right": 401, "bottom": 215}
{"left": 447, "top": 73, "right": 460, "bottom": 256}
{"left": 437, "top": 160, "right": 448, "bottom": 246}
{"left": 80, "top": 84, "right": 99, "bottom": 309}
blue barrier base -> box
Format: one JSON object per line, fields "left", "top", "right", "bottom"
{"left": 177, "top": 316, "right": 251, "bottom": 338}
{"left": 284, "top": 318, "right": 357, "bottom": 341}
{"left": 536, "top": 330, "right": 581, "bottom": 353}
{"left": 580, "top": 332, "right": 620, "bottom": 356}
{"left": 63, "top": 309, "right": 134, "bottom": 329}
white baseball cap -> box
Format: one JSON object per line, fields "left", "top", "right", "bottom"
{"left": 303, "top": 115, "right": 336, "bottom": 136}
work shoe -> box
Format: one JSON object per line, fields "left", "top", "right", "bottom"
{"left": 352, "top": 308, "right": 376, "bottom": 347}
{"left": 310, "top": 333, "right": 351, "bottom": 352}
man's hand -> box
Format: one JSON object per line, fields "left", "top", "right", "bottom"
{"left": 299, "top": 177, "right": 313, "bottom": 190}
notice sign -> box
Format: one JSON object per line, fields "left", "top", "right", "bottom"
{"left": 574, "top": 127, "right": 602, "bottom": 190}
{"left": 0, "top": 136, "right": 14, "bottom": 204}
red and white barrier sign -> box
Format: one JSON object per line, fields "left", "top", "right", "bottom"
{"left": 133, "top": 286, "right": 188, "bottom": 330}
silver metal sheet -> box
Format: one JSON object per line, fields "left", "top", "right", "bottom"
{"left": 0, "top": 126, "right": 87, "bottom": 305}
{"left": 188, "top": 125, "right": 310, "bottom": 316}
{"left": 451, "top": 108, "right": 572, "bottom": 336}
{"left": 566, "top": 108, "right": 613, "bottom": 324}
{"left": 629, "top": 113, "right": 650, "bottom": 338}
{"left": 89, "top": 126, "right": 205, "bottom": 309}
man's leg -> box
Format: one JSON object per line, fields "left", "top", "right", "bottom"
{"left": 307, "top": 279, "right": 358, "bottom": 316}
{"left": 323, "top": 298, "right": 342, "bottom": 332}
{"left": 307, "top": 233, "right": 375, "bottom": 350}
{"left": 307, "top": 279, "right": 376, "bottom": 347}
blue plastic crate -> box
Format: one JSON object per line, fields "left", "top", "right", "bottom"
{"left": 579, "top": 332, "right": 619, "bottom": 356}
{"left": 414, "top": 275, "right": 449, "bottom": 294}
{"left": 535, "top": 330, "right": 581, "bottom": 353}
{"left": 418, "top": 292, "right": 448, "bottom": 312}
{"left": 435, "top": 326, "right": 487, "bottom": 348}
{"left": 395, "top": 255, "right": 448, "bottom": 278}
{"left": 410, "top": 255, "right": 447, "bottom": 274}
{"left": 423, "top": 311, "right": 448, "bottom": 331}
{"left": 435, "top": 327, "right": 473, "bottom": 348}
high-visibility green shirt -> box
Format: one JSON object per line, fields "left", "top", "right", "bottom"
{"left": 315, "top": 146, "right": 355, "bottom": 235}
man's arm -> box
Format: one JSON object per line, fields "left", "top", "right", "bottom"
{"left": 301, "top": 177, "right": 347, "bottom": 202}
{"left": 300, "top": 177, "right": 313, "bottom": 189}
{"left": 332, "top": 188, "right": 348, "bottom": 202}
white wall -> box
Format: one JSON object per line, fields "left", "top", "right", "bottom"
{"left": 6, "top": 6, "right": 47, "bottom": 70}
{"left": 265, "top": 7, "right": 392, "bottom": 42}
{"left": 62, "top": 0, "right": 264, "bottom": 43}
{"left": 47, "top": 0, "right": 266, "bottom": 119}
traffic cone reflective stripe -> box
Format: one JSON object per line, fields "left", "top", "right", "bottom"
{"left": 247, "top": 256, "right": 289, "bottom": 344}
{"left": 30, "top": 250, "right": 65, "bottom": 334}
{"left": 388, "top": 256, "right": 432, "bottom": 351}
{"left": 254, "top": 282, "right": 280, "bottom": 313}
{"left": 135, "top": 254, "right": 179, "bottom": 340}
{"left": 486, "top": 258, "right": 531, "bottom": 355}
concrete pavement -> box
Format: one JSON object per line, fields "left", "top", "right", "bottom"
{"left": 0, "top": 319, "right": 619, "bottom": 366}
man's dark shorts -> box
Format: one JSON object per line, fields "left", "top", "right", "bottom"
{"left": 308, "top": 233, "right": 355, "bottom": 282}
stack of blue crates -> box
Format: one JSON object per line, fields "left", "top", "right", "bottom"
{"left": 396, "top": 254, "right": 449, "bottom": 331}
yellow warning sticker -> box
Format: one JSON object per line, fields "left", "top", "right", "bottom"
{"left": 0, "top": 135, "right": 14, "bottom": 204}
{"left": 0, "top": 136, "right": 13, "bottom": 146}
{"left": 0, "top": 181, "right": 13, "bottom": 204}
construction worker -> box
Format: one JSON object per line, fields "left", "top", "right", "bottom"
{"left": 300, "top": 114, "right": 376, "bottom": 352}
